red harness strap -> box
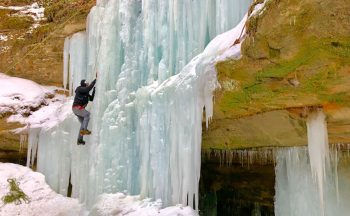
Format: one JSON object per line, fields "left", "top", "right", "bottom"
{"left": 72, "top": 105, "right": 85, "bottom": 110}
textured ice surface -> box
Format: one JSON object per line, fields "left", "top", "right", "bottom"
{"left": 306, "top": 110, "right": 330, "bottom": 215}
{"left": 33, "top": 0, "right": 254, "bottom": 210}
{"left": 274, "top": 147, "right": 350, "bottom": 216}
{"left": 274, "top": 110, "right": 350, "bottom": 216}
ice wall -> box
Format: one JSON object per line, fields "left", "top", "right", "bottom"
{"left": 33, "top": 0, "right": 253, "bottom": 209}
{"left": 274, "top": 110, "right": 350, "bottom": 216}
{"left": 275, "top": 147, "right": 350, "bottom": 216}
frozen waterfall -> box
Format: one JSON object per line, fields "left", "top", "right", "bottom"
{"left": 31, "top": 0, "right": 254, "bottom": 210}
{"left": 274, "top": 110, "right": 350, "bottom": 216}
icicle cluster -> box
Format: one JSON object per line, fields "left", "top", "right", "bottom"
{"left": 274, "top": 110, "right": 350, "bottom": 216}
{"left": 203, "top": 148, "right": 277, "bottom": 167}
{"left": 32, "top": 0, "right": 252, "bottom": 210}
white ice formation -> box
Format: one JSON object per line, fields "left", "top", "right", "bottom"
{"left": 30, "top": 0, "right": 258, "bottom": 210}
{"left": 274, "top": 110, "right": 350, "bottom": 216}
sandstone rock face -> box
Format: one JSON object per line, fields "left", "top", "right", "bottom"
{"left": 0, "top": 0, "right": 95, "bottom": 86}
{"left": 203, "top": 110, "right": 307, "bottom": 150}
{"left": 0, "top": 0, "right": 94, "bottom": 163}
{"left": 0, "top": 118, "right": 25, "bottom": 164}
{"left": 207, "top": 0, "right": 350, "bottom": 149}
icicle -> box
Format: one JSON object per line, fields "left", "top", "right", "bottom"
{"left": 19, "top": 133, "right": 27, "bottom": 153}
{"left": 334, "top": 148, "right": 339, "bottom": 203}
{"left": 26, "top": 127, "right": 40, "bottom": 167}
{"left": 307, "top": 110, "right": 329, "bottom": 216}
{"left": 63, "top": 37, "right": 70, "bottom": 90}
{"left": 275, "top": 147, "right": 350, "bottom": 216}
{"left": 68, "top": 32, "right": 88, "bottom": 95}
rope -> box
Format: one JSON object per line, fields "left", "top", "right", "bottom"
{"left": 3, "top": 0, "right": 94, "bottom": 74}
{"left": 230, "top": 0, "right": 261, "bottom": 47}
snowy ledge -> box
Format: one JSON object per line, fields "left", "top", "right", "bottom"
{"left": 0, "top": 73, "right": 68, "bottom": 132}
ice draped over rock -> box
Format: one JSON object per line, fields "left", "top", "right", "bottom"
{"left": 34, "top": 0, "right": 252, "bottom": 209}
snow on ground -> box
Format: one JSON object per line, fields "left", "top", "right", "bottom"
{"left": 0, "top": 35, "right": 8, "bottom": 42}
{"left": 90, "top": 194, "right": 199, "bottom": 216}
{"left": 0, "top": 163, "right": 83, "bottom": 216}
{"left": 0, "top": 3, "right": 45, "bottom": 21}
{"left": 0, "top": 163, "right": 198, "bottom": 216}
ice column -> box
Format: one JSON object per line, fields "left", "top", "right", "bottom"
{"left": 307, "top": 110, "right": 330, "bottom": 215}
{"left": 63, "top": 38, "right": 70, "bottom": 90}
{"left": 63, "top": 32, "right": 88, "bottom": 95}
{"left": 26, "top": 128, "right": 40, "bottom": 167}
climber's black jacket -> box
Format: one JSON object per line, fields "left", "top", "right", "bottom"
{"left": 73, "top": 79, "right": 96, "bottom": 107}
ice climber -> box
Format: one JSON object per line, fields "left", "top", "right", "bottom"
{"left": 72, "top": 78, "right": 97, "bottom": 145}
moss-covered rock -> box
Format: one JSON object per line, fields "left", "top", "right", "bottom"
{"left": 206, "top": 0, "right": 350, "bottom": 149}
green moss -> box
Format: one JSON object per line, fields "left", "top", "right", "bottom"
{"left": 44, "top": 0, "right": 94, "bottom": 23}
{"left": 320, "top": 92, "right": 348, "bottom": 105}
{"left": 0, "top": 11, "right": 33, "bottom": 30}
{"left": 329, "top": 41, "right": 350, "bottom": 58}
{"left": 217, "top": 37, "right": 350, "bottom": 117}
{"left": 301, "top": 71, "right": 329, "bottom": 93}
{"left": 31, "top": 24, "right": 54, "bottom": 42}
{"left": 0, "top": 0, "right": 33, "bottom": 6}
{"left": 258, "top": 43, "right": 318, "bottom": 79}
{"left": 219, "top": 81, "right": 287, "bottom": 115}
{"left": 2, "top": 178, "right": 30, "bottom": 205}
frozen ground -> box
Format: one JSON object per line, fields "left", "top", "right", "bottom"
{"left": 0, "top": 163, "right": 83, "bottom": 216}
{"left": 90, "top": 194, "right": 198, "bottom": 216}
{"left": 0, "top": 163, "right": 198, "bottom": 216}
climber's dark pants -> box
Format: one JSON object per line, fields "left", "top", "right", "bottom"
{"left": 72, "top": 107, "right": 90, "bottom": 140}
